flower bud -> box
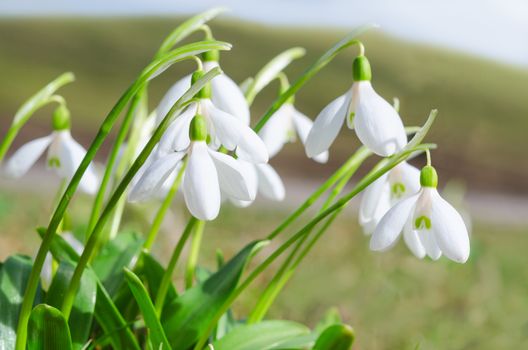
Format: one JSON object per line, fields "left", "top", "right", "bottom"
{"left": 352, "top": 55, "right": 372, "bottom": 82}
{"left": 52, "top": 104, "right": 71, "bottom": 131}
{"left": 420, "top": 165, "right": 438, "bottom": 188}
{"left": 202, "top": 49, "right": 219, "bottom": 62}
{"left": 189, "top": 114, "right": 208, "bottom": 141}
{"left": 191, "top": 69, "right": 212, "bottom": 99}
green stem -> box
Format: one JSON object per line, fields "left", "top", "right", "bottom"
{"left": 154, "top": 217, "right": 197, "bottom": 315}
{"left": 185, "top": 220, "right": 205, "bottom": 289}
{"left": 267, "top": 147, "right": 371, "bottom": 241}
{"left": 86, "top": 92, "right": 142, "bottom": 235}
{"left": 248, "top": 149, "right": 367, "bottom": 323}
{"left": 59, "top": 66, "right": 224, "bottom": 321}
{"left": 194, "top": 143, "right": 435, "bottom": 350}
{"left": 144, "top": 161, "right": 187, "bottom": 251}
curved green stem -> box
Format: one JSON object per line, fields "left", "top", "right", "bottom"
{"left": 248, "top": 148, "right": 368, "bottom": 323}
{"left": 154, "top": 217, "right": 198, "bottom": 315}
{"left": 14, "top": 47, "right": 227, "bottom": 349}
{"left": 185, "top": 220, "right": 205, "bottom": 289}
{"left": 253, "top": 26, "right": 373, "bottom": 132}
{"left": 144, "top": 160, "right": 187, "bottom": 251}
{"left": 0, "top": 73, "right": 74, "bottom": 165}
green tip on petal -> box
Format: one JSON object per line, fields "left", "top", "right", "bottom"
{"left": 420, "top": 165, "right": 438, "bottom": 188}
{"left": 352, "top": 55, "right": 372, "bottom": 81}
{"left": 52, "top": 104, "right": 71, "bottom": 131}
{"left": 202, "top": 49, "right": 219, "bottom": 62}
{"left": 190, "top": 114, "right": 208, "bottom": 141}
{"left": 191, "top": 70, "right": 211, "bottom": 99}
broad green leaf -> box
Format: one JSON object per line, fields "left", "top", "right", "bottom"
{"left": 0, "top": 255, "right": 40, "bottom": 350}
{"left": 314, "top": 308, "right": 342, "bottom": 335}
{"left": 92, "top": 231, "right": 143, "bottom": 295}
{"left": 212, "top": 320, "right": 311, "bottom": 350}
{"left": 46, "top": 262, "right": 96, "bottom": 350}
{"left": 28, "top": 304, "right": 72, "bottom": 350}
{"left": 138, "top": 252, "right": 178, "bottom": 303}
{"left": 94, "top": 281, "right": 140, "bottom": 350}
{"left": 124, "top": 268, "right": 171, "bottom": 350}
{"left": 41, "top": 228, "right": 140, "bottom": 350}
{"left": 162, "top": 240, "right": 268, "bottom": 349}
{"left": 313, "top": 324, "right": 355, "bottom": 350}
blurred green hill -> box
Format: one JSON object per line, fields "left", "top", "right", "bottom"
{"left": 0, "top": 18, "right": 526, "bottom": 193}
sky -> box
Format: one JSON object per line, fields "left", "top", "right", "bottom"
{"left": 1, "top": 0, "right": 527, "bottom": 67}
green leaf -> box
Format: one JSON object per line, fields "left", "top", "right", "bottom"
{"left": 157, "top": 7, "right": 227, "bottom": 54}
{"left": 46, "top": 262, "right": 96, "bottom": 350}
{"left": 94, "top": 281, "right": 140, "bottom": 350}
{"left": 212, "top": 320, "right": 311, "bottom": 350}
{"left": 162, "top": 240, "right": 268, "bottom": 349}
{"left": 28, "top": 304, "right": 72, "bottom": 350}
{"left": 245, "top": 47, "right": 306, "bottom": 103}
{"left": 124, "top": 268, "right": 171, "bottom": 350}
{"left": 0, "top": 255, "right": 40, "bottom": 349}
{"left": 314, "top": 308, "right": 342, "bottom": 335}
{"left": 41, "top": 228, "right": 140, "bottom": 350}
{"left": 92, "top": 231, "right": 143, "bottom": 295}
{"left": 313, "top": 324, "right": 355, "bottom": 350}
{"left": 138, "top": 252, "right": 179, "bottom": 303}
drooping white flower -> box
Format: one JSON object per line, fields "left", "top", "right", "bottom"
{"left": 3, "top": 106, "right": 98, "bottom": 194}
{"left": 40, "top": 232, "right": 84, "bottom": 291}
{"left": 156, "top": 60, "right": 249, "bottom": 125}
{"left": 370, "top": 165, "right": 470, "bottom": 263}
{"left": 159, "top": 95, "right": 268, "bottom": 164}
{"left": 129, "top": 115, "right": 254, "bottom": 221}
{"left": 305, "top": 55, "right": 407, "bottom": 158}
{"left": 259, "top": 103, "right": 328, "bottom": 163}
{"left": 359, "top": 161, "right": 420, "bottom": 235}
{"left": 228, "top": 160, "right": 286, "bottom": 208}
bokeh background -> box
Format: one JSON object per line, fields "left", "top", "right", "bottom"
{"left": 1, "top": 1, "right": 527, "bottom": 349}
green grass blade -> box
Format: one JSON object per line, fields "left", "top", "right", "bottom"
{"left": 124, "top": 268, "right": 172, "bottom": 350}
{"left": 28, "top": 304, "right": 73, "bottom": 350}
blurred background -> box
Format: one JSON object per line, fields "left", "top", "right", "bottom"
{"left": 0, "top": 1, "right": 527, "bottom": 349}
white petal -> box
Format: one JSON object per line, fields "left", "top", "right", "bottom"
{"left": 155, "top": 75, "right": 192, "bottom": 125}
{"left": 128, "top": 152, "right": 184, "bottom": 202}
{"left": 158, "top": 104, "right": 197, "bottom": 153}
{"left": 206, "top": 101, "right": 268, "bottom": 163}
{"left": 291, "top": 108, "right": 328, "bottom": 163}
{"left": 62, "top": 232, "right": 84, "bottom": 255}
{"left": 398, "top": 162, "right": 421, "bottom": 196}
{"left": 59, "top": 134, "right": 99, "bottom": 195}
{"left": 359, "top": 174, "right": 389, "bottom": 224}
{"left": 430, "top": 190, "right": 470, "bottom": 263}
{"left": 182, "top": 142, "right": 220, "bottom": 220}
{"left": 305, "top": 92, "right": 350, "bottom": 158}
{"left": 370, "top": 193, "right": 420, "bottom": 251}
{"left": 210, "top": 73, "right": 250, "bottom": 125}
{"left": 40, "top": 253, "right": 53, "bottom": 292}
{"left": 418, "top": 229, "right": 442, "bottom": 260}
{"left": 3, "top": 135, "right": 53, "bottom": 177}
{"left": 237, "top": 160, "right": 258, "bottom": 200}
{"left": 230, "top": 198, "right": 253, "bottom": 208}
{"left": 256, "top": 163, "right": 285, "bottom": 201}
{"left": 353, "top": 82, "right": 407, "bottom": 156}
{"left": 208, "top": 150, "right": 252, "bottom": 201}
{"left": 403, "top": 219, "right": 426, "bottom": 259}
{"left": 258, "top": 105, "right": 293, "bottom": 159}
{"left": 360, "top": 186, "right": 391, "bottom": 236}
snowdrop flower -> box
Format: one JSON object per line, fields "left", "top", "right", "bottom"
{"left": 156, "top": 52, "right": 249, "bottom": 125}
{"left": 40, "top": 232, "right": 84, "bottom": 291}
{"left": 359, "top": 162, "right": 420, "bottom": 234}
{"left": 370, "top": 165, "right": 470, "bottom": 263}
{"left": 259, "top": 101, "right": 328, "bottom": 163}
{"left": 158, "top": 69, "right": 268, "bottom": 165}
{"left": 305, "top": 54, "right": 407, "bottom": 158}
{"left": 129, "top": 115, "right": 254, "bottom": 221}
{"left": 228, "top": 160, "right": 286, "bottom": 208}
{"left": 3, "top": 105, "right": 98, "bottom": 194}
